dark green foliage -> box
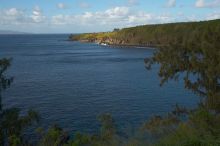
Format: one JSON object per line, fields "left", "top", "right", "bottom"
{"left": 143, "top": 114, "right": 179, "bottom": 135}
{"left": 143, "top": 19, "right": 220, "bottom": 145}
{"left": 64, "top": 114, "right": 121, "bottom": 146}
{"left": 37, "top": 125, "right": 69, "bottom": 146}
{"left": 0, "top": 58, "right": 13, "bottom": 111}
{"left": 66, "top": 133, "right": 91, "bottom": 146}
{"left": 144, "top": 19, "right": 220, "bottom": 111}
{"left": 1, "top": 108, "right": 39, "bottom": 145}
{"left": 0, "top": 58, "right": 39, "bottom": 146}
{"left": 153, "top": 108, "right": 220, "bottom": 146}
{"left": 114, "top": 19, "right": 220, "bottom": 46}
{"left": 113, "top": 28, "right": 120, "bottom": 32}
{"left": 97, "top": 113, "right": 116, "bottom": 139}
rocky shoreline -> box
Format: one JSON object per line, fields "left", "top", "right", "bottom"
{"left": 71, "top": 37, "right": 159, "bottom": 49}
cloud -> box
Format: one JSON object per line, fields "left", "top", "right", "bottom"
{"left": 127, "top": 0, "right": 139, "bottom": 6}
{"left": 57, "top": 3, "right": 68, "bottom": 9}
{"left": 52, "top": 7, "right": 130, "bottom": 26}
{"left": 79, "top": 2, "right": 91, "bottom": 8}
{"left": 105, "top": 7, "right": 130, "bottom": 17}
{"left": 0, "top": 8, "right": 26, "bottom": 25}
{"left": 166, "top": 0, "right": 176, "bottom": 8}
{"left": 0, "top": 6, "right": 47, "bottom": 25}
{"left": 195, "top": 0, "right": 220, "bottom": 8}
{"left": 31, "top": 6, "right": 46, "bottom": 23}
{"left": 51, "top": 6, "right": 175, "bottom": 28}
{"left": 206, "top": 11, "right": 220, "bottom": 19}
{"left": 195, "top": 0, "right": 205, "bottom": 7}
{"left": 5, "top": 8, "right": 22, "bottom": 16}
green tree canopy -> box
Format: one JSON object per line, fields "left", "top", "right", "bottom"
{"left": 145, "top": 24, "right": 220, "bottom": 112}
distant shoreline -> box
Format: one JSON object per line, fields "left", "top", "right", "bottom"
{"left": 84, "top": 41, "right": 159, "bottom": 49}
{"left": 71, "top": 39, "right": 160, "bottom": 49}
{"left": 69, "top": 19, "right": 220, "bottom": 51}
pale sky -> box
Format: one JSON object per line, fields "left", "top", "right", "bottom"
{"left": 0, "top": 0, "right": 220, "bottom": 33}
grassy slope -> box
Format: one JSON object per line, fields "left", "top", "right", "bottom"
{"left": 70, "top": 19, "right": 220, "bottom": 46}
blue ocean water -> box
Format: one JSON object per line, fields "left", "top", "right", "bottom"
{"left": 0, "top": 34, "right": 198, "bottom": 134}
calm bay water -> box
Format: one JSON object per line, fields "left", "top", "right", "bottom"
{"left": 0, "top": 34, "right": 198, "bottom": 134}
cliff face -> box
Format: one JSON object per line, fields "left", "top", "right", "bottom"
{"left": 69, "top": 19, "right": 220, "bottom": 47}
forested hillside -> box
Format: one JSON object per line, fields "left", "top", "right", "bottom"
{"left": 70, "top": 19, "right": 220, "bottom": 47}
